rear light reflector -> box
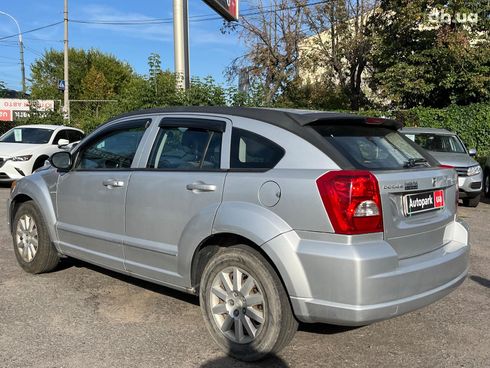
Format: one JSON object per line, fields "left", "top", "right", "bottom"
{"left": 316, "top": 170, "right": 383, "bottom": 235}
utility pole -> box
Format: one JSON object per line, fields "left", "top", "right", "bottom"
{"left": 0, "top": 11, "right": 26, "bottom": 94}
{"left": 63, "top": 0, "right": 70, "bottom": 122}
{"left": 173, "top": 0, "right": 190, "bottom": 90}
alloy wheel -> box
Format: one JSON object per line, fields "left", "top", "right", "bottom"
{"left": 15, "top": 214, "right": 39, "bottom": 263}
{"left": 209, "top": 266, "right": 266, "bottom": 344}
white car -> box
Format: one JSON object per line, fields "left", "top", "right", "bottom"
{"left": 0, "top": 124, "right": 84, "bottom": 182}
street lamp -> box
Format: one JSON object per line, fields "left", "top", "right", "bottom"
{"left": 0, "top": 10, "right": 26, "bottom": 94}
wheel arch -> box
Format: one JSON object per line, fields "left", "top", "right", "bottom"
{"left": 32, "top": 154, "right": 50, "bottom": 172}
{"left": 190, "top": 232, "right": 292, "bottom": 301}
{"left": 10, "top": 176, "right": 60, "bottom": 250}
{"left": 9, "top": 193, "right": 33, "bottom": 232}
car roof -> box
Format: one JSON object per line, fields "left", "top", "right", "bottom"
{"left": 107, "top": 106, "right": 403, "bottom": 130}
{"left": 14, "top": 124, "right": 83, "bottom": 132}
{"left": 400, "top": 127, "right": 455, "bottom": 135}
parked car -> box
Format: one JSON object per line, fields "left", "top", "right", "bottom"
{"left": 0, "top": 124, "right": 84, "bottom": 182}
{"left": 8, "top": 107, "right": 469, "bottom": 361}
{"left": 483, "top": 157, "right": 490, "bottom": 198}
{"left": 400, "top": 127, "right": 482, "bottom": 207}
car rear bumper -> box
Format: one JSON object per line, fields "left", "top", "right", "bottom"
{"left": 262, "top": 220, "right": 469, "bottom": 326}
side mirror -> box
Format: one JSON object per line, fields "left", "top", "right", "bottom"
{"left": 57, "top": 138, "right": 70, "bottom": 148}
{"left": 50, "top": 151, "right": 72, "bottom": 171}
{"left": 468, "top": 148, "right": 477, "bottom": 157}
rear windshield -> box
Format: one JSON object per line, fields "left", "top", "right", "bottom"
{"left": 313, "top": 125, "right": 432, "bottom": 170}
{"left": 403, "top": 133, "right": 466, "bottom": 154}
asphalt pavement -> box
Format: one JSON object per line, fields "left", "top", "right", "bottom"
{"left": 0, "top": 188, "right": 489, "bottom": 368}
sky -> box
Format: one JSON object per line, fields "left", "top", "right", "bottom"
{"left": 0, "top": 0, "right": 248, "bottom": 91}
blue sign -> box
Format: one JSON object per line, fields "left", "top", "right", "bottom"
{"left": 58, "top": 80, "right": 65, "bottom": 91}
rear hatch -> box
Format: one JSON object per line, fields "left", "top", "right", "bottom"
{"left": 375, "top": 168, "right": 457, "bottom": 259}
{"left": 311, "top": 121, "right": 458, "bottom": 259}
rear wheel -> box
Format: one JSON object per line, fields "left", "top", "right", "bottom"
{"left": 12, "top": 201, "right": 59, "bottom": 273}
{"left": 199, "top": 245, "right": 298, "bottom": 361}
{"left": 463, "top": 196, "right": 480, "bottom": 208}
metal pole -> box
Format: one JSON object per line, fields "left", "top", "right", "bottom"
{"left": 63, "top": 0, "right": 70, "bottom": 122}
{"left": 173, "top": 0, "right": 190, "bottom": 90}
{"left": 0, "top": 11, "right": 26, "bottom": 94}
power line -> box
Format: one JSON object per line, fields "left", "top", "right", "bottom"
{"left": 24, "top": 45, "right": 44, "bottom": 57}
{"left": 23, "top": 36, "right": 63, "bottom": 42}
{"left": 0, "top": 21, "right": 63, "bottom": 41}
{"left": 71, "top": 1, "right": 329, "bottom": 25}
{"left": 0, "top": 55, "right": 18, "bottom": 60}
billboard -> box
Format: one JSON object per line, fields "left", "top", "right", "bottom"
{"left": 0, "top": 99, "right": 55, "bottom": 122}
{"left": 203, "top": 0, "right": 239, "bottom": 21}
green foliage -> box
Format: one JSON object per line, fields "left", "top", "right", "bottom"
{"left": 30, "top": 48, "right": 133, "bottom": 101}
{"left": 359, "top": 104, "right": 490, "bottom": 159}
{"left": 370, "top": 0, "right": 490, "bottom": 108}
{"left": 0, "top": 81, "right": 6, "bottom": 97}
{"left": 276, "top": 79, "right": 351, "bottom": 110}
{"left": 395, "top": 103, "right": 490, "bottom": 158}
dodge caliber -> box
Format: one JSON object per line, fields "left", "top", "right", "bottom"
{"left": 7, "top": 107, "right": 469, "bottom": 361}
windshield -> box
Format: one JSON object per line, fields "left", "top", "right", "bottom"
{"left": 0, "top": 128, "right": 54, "bottom": 144}
{"left": 313, "top": 124, "right": 431, "bottom": 170}
{"left": 403, "top": 133, "right": 466, "bottom": 154}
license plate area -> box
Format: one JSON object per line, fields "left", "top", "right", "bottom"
{"left": 403, "top": 190, "right": 445, "bottom": 216}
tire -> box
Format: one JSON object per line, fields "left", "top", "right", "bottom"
{"left": 199, "top": 245, "right": 298, "bottom": 362}
{"left": 32, "top": 155, "right": 49, "bottom": 172}
{"left": 463, "top": 196, "right": 480, "bottom": 208}
{"left": 484, "top": 170, "right": 490, "bottom": 198}
{"left": 12, "top": 201, "right": 59, "bottom": 274}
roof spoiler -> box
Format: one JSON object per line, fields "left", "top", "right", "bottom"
{"left": 303, "top": 114, "right": 403, "bottom": 130}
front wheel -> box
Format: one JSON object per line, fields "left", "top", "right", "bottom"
{"left": 12, "top": 201, "right": 59, "bottom": 273}
{"left": 199, "top": 245, "right": 298, "bottom": 362}
{"left": 463, "top": 195, "right": 480, "bottom": 208}
{"left": 484, "top": 170, "right": 490, "bottom": 198}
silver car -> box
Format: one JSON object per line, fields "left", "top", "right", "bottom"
{"left": 8, "top": 107, "right": 469, "bottom": 361}
{"left": 400, "top": 128, "right": 482, "bottom": 207}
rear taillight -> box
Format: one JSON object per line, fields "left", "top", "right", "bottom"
{"left": 440, "top": 165, "right": 459, "bottom": 209}
{"left": 316, "top": 170, "right": 383, "bottom": 235}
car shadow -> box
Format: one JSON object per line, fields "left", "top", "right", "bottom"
{"left": 58, "top": 257, "right": 200, "bottom": 306}
{"left": 57, "top": 258, "right": 364, "bottom": 334}
{"left": 200, "top": 354, "right": 288, "bottom": 368}
{"left": 299, "top": 322, "right": 360, "bottom": 335}
{"left": 470, "top": 275, "right": 490, "bottom": 289}
{"left": 480, "top": 194, "right": 490, "bottom": 204}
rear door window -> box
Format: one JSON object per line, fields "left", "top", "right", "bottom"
{"left": 313, "top": 124, "right": 432, "bottom": 170}
{"left": 147, "top": 125, "right": 222, "bottom": 170}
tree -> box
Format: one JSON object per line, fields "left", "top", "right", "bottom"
{"left": 30, "top": 48, "right": 134, "bottom": 101}
{"left": 0, "top": 81, "right": 6, "bottom": 97}
{"left": 370, "top": 0, "right": 490, "bottom": 108}
{"left": 29, "top": 48, "right": 136, "bottom": 129}
{"left": 224, "top": 0, "right": 307, "bottom": 104}
{"left": 299, "top": 0, "right": 380, "bottom": 110}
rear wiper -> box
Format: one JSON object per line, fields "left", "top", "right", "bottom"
{"left": 404, "top": 158, "right": 428, "bottom": 168}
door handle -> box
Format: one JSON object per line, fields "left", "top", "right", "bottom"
{"left": 102, "top": 178, "right": 125, "bottom": 188}
{"left": 186, "top": 182, "right": 216, "bottom": 192}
